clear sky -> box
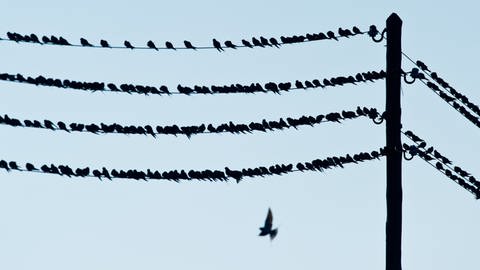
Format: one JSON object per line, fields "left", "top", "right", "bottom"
{"left": 1, "top": 1, "right": 479, "bottom": 269}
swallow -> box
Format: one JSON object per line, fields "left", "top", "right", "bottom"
{"left": 213, "top": 39, "right": 223, "bottom": 51}
{"left": 224, "top": 40, "right": 237, "bottom": 49}
{"left": 80, "top": 38, "right": 93, "bottom": 47}
{"left": 352, "top": 26, "right": 362, "bottom": 35}
{"left": 147, "top": 40, "right": 158, "bottom": 50}
{"left": 184, "top": 40, "right": 196, "bottom": 50}
{"left": 259, "top": 208, "right": 278, "bottom": 240}
{"left": 252, "top": 37, "right": 264, "bottom": 47}
{"left": 327, "top": 31, "right": 338, "bottom": 41}
{"left": 241, "top": 39, "right": 253, "bottom": 48}
{"left": 124, "top": 40, "right": 134, "bottom": 49}
{"left": 41, "top": 36, "right": 51, "bottom": 44}
{"left": 165, "top": 41, "right": 175, "bottom": 50}
{"left": 269, "top": 37, "right": 280, "bottom": 48}
{"left": 100, "top": 39, "right": 110, "bottom": 48}
{"left": 260, "top": 36, "right": 271, "bottom": 46}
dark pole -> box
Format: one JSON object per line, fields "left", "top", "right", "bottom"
{"left": 385, "top": 13, "right": 403, "bottom": 270}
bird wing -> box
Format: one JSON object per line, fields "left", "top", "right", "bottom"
{"left": 264, "top": 208, "right": 273, "bottom": 228}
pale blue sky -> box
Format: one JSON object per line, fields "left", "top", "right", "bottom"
{"left": 1, "top": 1, "right": 479, "bottom": 269}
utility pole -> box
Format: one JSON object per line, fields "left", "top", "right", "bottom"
{"left": 385, "top": 13, "right": 402, "bottom": 270}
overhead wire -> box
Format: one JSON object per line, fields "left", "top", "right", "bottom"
{"left": 0, "top": 25, "right": 380, "bottom": 52}
{"left": 0, "top": 70, "right": 386, "bottom": 96}
{"left": 0, "top": 147, "right": 386, "bottom": 183}
{"left": 0, "top": 107, "right": 384, "bottom": 138}
{"left": 402, "top": 130, "right": 480, "bottom": 198}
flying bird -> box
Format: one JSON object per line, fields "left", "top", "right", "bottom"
{"left": 259, "top": 208, "right": 278, "bottom": 240}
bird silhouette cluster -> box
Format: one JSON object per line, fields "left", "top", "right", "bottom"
{"left": 422, "top": 77, "right": 480, "bottom": 129}
{"left": 0, "top": 147, "right": 386, "bottom": 182}
{"left": 0, "top": 70, "right": 386, "bottom": 96}
{"left": 2, "top": 25, "right": 377, "bottom": 51}
{"left": 403, "top": 130, "right": 480, "bottom": 198}
{"left": 0, "top": 107, "right": 383, "bottom": 138}
{"left": 415, "top": 60, "right": 480, "bottom": 119}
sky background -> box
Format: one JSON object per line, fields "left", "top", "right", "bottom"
{"left": 1, "top": 1, "right": 479, "bottom": 269}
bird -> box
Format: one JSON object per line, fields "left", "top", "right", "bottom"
{"left": 124, "top": 40, "right": 134, "bottom": 49}
{"left": 352, "top": 26, "right": 362, "bottom": 35}
{"left": 147, "top": 40, "right": 158, "bottom": 50}
{"left": 224, "top": 40, "right": 237, "bottom": 49}
{"left": 326, "top": 31, "right": 338, "bottom": 41}
{"left": 241, "top": 39, "right": 253, "bottom": 48}
{"left": 212, "top": 39, "right": 223, "bottom": 51}
{"left": 100, "top": 39, "right": 110, "bottom": 48}
{"left": 80, "top": 38, "right": 93, "bottom": 46}
{"left": 184, "top": 40, "right": 196, "bottom": 50}
{"left": 260, "top": 36, "right": 271, "bottom": 47}
{"left": 269, "top": 37, "right": 280, "bottom": 48}
{"left": 259, "top": 208, "right": 278, "bottom": 240}
{"left": 251, "top": 37, "right": 263, "bottom": 47}
{"left": 165, "top": 41, "right": 175, "bottom": 50}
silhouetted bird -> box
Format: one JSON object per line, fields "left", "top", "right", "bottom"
{"left": 29, "top": 34, "right": 40, "bottom": 43}
{"left": 124, "top": 40, "right": 134, "bottom": 49}
{"left": 416, "top": 60, "right": 430, "bottom": 72}
{"left": 80, "top": 38, "right": 93, "bottom": 47}
{"left": 252, "top": 37, "right": 263, "bottom": 47}
{"left": 58, "top": 36, "right": 70, "bottom": 45}
{"left": 352, "top": 26, "right": 362, "bottom": 35}
{"left": 269, "top": 37, "right": 280, "bottom": 48}
{"left": 260, "top": 36, "right": 271, "bottom": 46}
{"left": 41, "top": 36, "right": 51, "bottom": 44}
{"left": 184, "top": 40, "right": 196, "bottom": 50}
{"left": 327, "top": 31, "right": 338, "bottom": 41}
{"left": 224, "top": 40, "right": 237, "bottom": 49}
{"left": 213, "top": 39, "right": 223, "bottom": 51}
{"left": 147, "top": 40, "right": 158, "bottom": 50}
{"left": 100, "top": 39, "right": 110, "bottom": 48}
{"left": 26, "top": 163, "right": 37, "bottom": 171}
{"left": 259, "top": 208, "right": 278, "bottom": 240}
{"left": 368, "top": 25, "right": 379, "bottom": 38}
{"left": 241, "top": 39, "right": 253, "bottom": 48}
{"left": 165, "top": 41, "right": 175, "bottom": 50}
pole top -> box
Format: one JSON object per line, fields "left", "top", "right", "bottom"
{"left": 387, "top": 13, "right": 402, "bottom": 23}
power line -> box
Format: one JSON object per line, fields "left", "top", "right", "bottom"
{"left": 0, "top": 70, "right": 386, "bottom": 96}
{"left": 0, "top": 107, "right": 384, "bottom": 138}
{"left": 0, "top": 147, "right": 386, "bottom": 183}
{"left": 1, "top": 25, "right": 381, "bottom": 52}
{"left": 401, "top": 53, "right": 480, "bottom": 119}
{"left": 402, "top": 130, "right": 480, "bottom": 198}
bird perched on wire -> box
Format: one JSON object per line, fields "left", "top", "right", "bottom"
{"left": 184, "top": 40, "right": 196, "bottom": 50}
{"left": 212, "top": 39, "right": 223, "bottom": 51}
{"left": 259, "top": 208, "right": 278, "bottom": 240}
{"left": 165, "top": 41, "right": 175, "bottom": 50}
{"left": 147, "top": 40, "right": 158, "bottom": 50}
{"left": 124, "top": 40, "right": 134, "bottom": 49}
{"left": 80, "top": 38, "right": 93, "bottom": 47}
{"left": 100, "top": 39, "right": 110, "bottom": 48}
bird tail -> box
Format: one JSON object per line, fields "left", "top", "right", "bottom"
{"left": 269, "top": 228, "right": 278, "bottom": 240}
